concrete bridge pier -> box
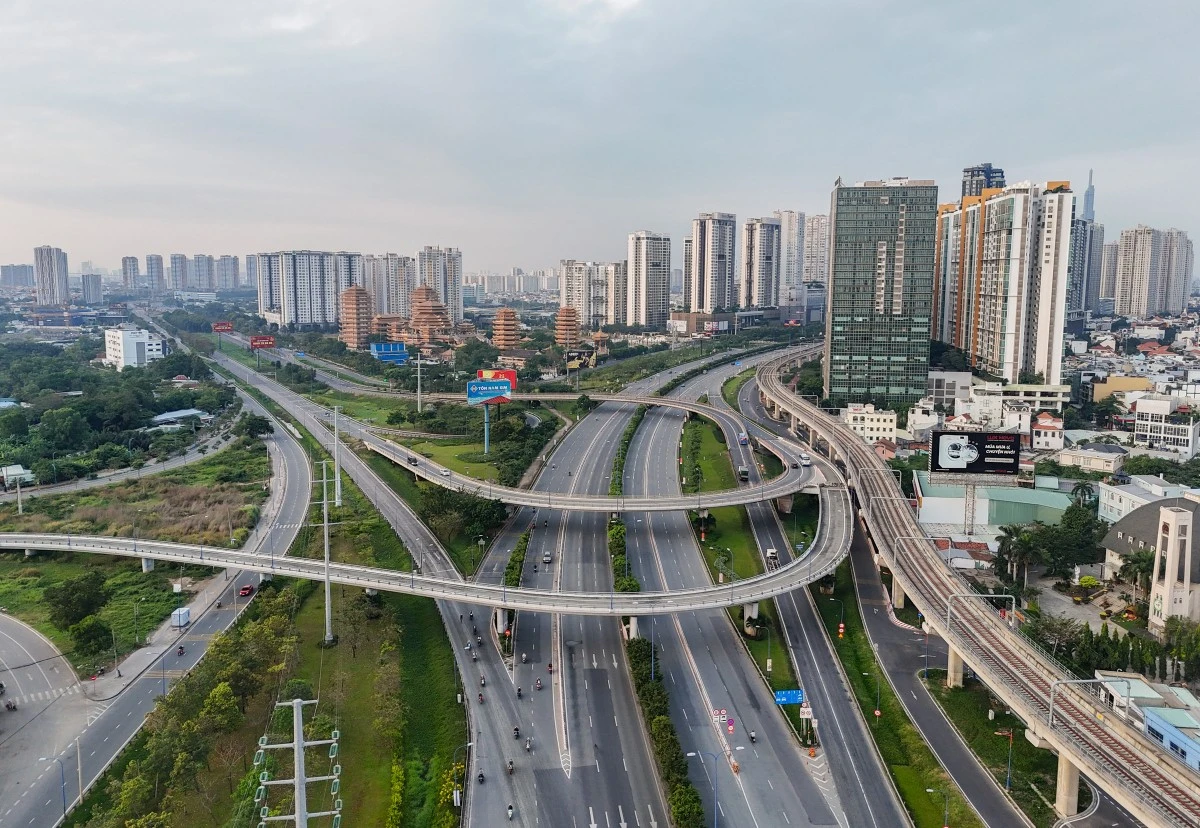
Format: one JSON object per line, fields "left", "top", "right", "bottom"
{"left": 743, "top": 602, "right": 760, "bottom": 622}
{"left": 141, "top": 558, "right": 155, "bottom": 572}
{"left": 946, "top": 646, "right": 965, "bottom": 688}
{"left": 891, "top": 575, "right": 906, "bottom": 609}
{"left": 1055, "top": 753, "right": 1080, "bottom": 817}
{"left": 494, "top": 607, "right": 508, "bottom": 637}
{"left": 628, "top": 616, "right": 639, "bottom": 639}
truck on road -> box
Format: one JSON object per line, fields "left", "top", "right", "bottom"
{"left": 737, "top": 465, "right": 750, "bottom": 481}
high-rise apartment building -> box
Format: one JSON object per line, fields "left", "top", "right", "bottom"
{"left": 34, "top": 245, "right": 69, "bottom": 306}
{"left": 146, "top": 255, "right": 164, "bottom": 295}
{"left": 802, "top": 214, "right": 829, "bottom": 285}
{"left": 627, "top": 231, "right": 671, "bottom": 329}
{"left": 1, "top": 264, "right": 35, "bottom": 287}
{"left": 1100, "top": 242, "right": 1119, "bottom": 301}
{"left": 685, "top": 212, "right": 736, "bottom": 313}
{"left": 605, "top": 261, "right": 628, "bottom": 327}
{"left": 961, "top": 162, "right": 1006, "bottom": 197}
{"left": 121, "top": 257, "right": 140, "bottom": 289}
{"left": 363, "top": 254, "right": 416, "bottom": 317}
{"left": 254, "top": 251, "right": 362, "bottom": 328}
{"left": 81, "top": 273, "right": 103, "bottom": 305}
{"left": 670, "top": 268, "right": 683, "bottom": 294}
{"left": 244, "top": 254, "right": 257, "bottom": 294}
{"left": 773, "top": 210, "right": 804, "bottom": 304}
{"left": 560, "top": 260, "right": 610, "bottom": 331}
{"left": 740, "top": 216, "right": 782, "bottom": 308}
{"left": 825, "top": 178, "right": 937, "bottom": 407}
{"left": 338, "top": 286, "right": 373, "bottom": 350}
{"left": 169, "top": 254, "right": 189, "bottom": 291}
{"left": 417, "top": 246, "right": 463, "bottom": 323}
{"left": 935, "top": 181, "right": 1073, "bottom": 385}
{"left": 215, "top": 255, "right": 240, "bottom": 290}
{"left": 192, "top": 254, "right": 215, "bottom": 290}
{"left": 1085, "top": 223, "right": 1106, "bottom": 312}
{"left": 1114, "top": 227, "right": 1194, "bottom": 318}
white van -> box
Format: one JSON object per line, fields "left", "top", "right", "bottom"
{"left": 799, "top": 452, "right": 811, "bottom": 467}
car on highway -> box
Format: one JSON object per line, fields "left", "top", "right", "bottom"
{"left": 407, "top": 456, "right": 419, "bottom": 466}
{"left": 238, "top": 585, "right": 255, "bottom": 597}
{"left": 542, "top": 551, "right": 552, "bottom": 564}
{"left": 799, "top": 452, "right": 811, "bottom": 466}
{"left": 439, "top": 468, "right": 452, "bottom": 477}
{"left": 790, "top": 460, "right": 800, "bottom": 469}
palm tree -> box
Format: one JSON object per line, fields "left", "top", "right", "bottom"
{"left": 1119, "top": 549, "right": 1156, "bottom": 603}
{"left": 1071, "top": 480, "right": 1095, "bottom": 507}
{"left": 996, "top": 524, "right": 1025, "bottom": 581}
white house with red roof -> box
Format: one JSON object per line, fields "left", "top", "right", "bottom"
{"left": 1031, "top": 411, "right": 1064, "bottom": 451}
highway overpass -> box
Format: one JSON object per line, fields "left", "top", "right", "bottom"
{"left": 755, "top": 353, "right": 1200, "bottom": 827}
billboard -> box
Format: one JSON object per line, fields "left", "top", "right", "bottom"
{"left": 210, "top": 321, "right": 233, "bottom": 333}
{"left": 565, "top": 350, "right": 597, "bottom": 370}
{"left": 466, "top": 378, "right": 512, "bottom": 406}
{"left": 930, "top": 431, "right": 1021, "bottom": 476}
{"left": 478, "top": 368, "right": 518, "bottom": 390}
{"left": 249, "top": 335, "right": 276, "bottom": 350}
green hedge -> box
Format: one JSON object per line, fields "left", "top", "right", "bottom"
{"left": 609, "top": 405, "right": 648, "bottom": 496}
{"left": 626, "top": 637, "right": 706, "bottom": 828}
{"left": 503, "top": 530, "right": 532, "bottom": 587}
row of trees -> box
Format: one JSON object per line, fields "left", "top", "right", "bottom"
{"left": 1023, "top": 614, "right": 1200, "bottom": 685}
{"left": 995, "top": 499, "right": 1108, "bottom": 585}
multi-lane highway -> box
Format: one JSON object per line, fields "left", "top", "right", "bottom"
{"left": 757, "top": 355, "right": 1200, "bottom": 827}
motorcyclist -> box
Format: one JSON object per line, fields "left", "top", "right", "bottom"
{"left": 521, "top": 653, "right": 527, "bottom": 664}
{"left": 513, "top": 726, "right": 520, "bottom": 739}
{"left": 525, "top": 737, "right": 531, "bottom": 751}
{"left": 507, "top": 760, "right": 514, "bottom": 774}
{"left": 517, "top": 687, "right": 522, "bottom": 699}
{"left": 480, "top": 675, "right": 485, "bottom": 687}
{"left": 547, "top": 662, "right": 553, "bottom": 673}
{"left": 535, "top": 678, "right": 542, "bottom": 690}
{"left": 478, "top": 771, "right": 485, "bottom": 784}
{"left": 508, "top": 805, "right": 514, "bottom": 820}
{"left": 478, "top": 692, "right": 484, "bottom": 703}
{"left": 177, "top": 645, "right": 185, "bottom": 656}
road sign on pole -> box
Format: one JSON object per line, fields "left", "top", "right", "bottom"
{"left": 798, "top": 707, "right": 814, "bottom": 719}
{"left": 467, "top": 378, "right": 512, "bottom": 406}
{"left": 774, "top": 689, "right": 806, "bottom": 705}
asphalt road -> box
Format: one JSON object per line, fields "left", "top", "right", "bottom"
{"left": 622, "top": 356, "right": 843, "bottom": 828}
{"left": 0, "top": 377, "right": 312, "bottom": 828}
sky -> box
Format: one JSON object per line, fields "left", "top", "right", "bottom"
{"left": 1, "top": 0, "right": 1198, "bottom": 274}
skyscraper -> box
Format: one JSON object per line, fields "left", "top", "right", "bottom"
{"left": 802, "top": 214, "right": 829, "bottom": 284}
{"left": 244, "top": 254, "right": 257, "bottom": 296}
{"left": 825, "top": 178, "right": 938, "bottom": 407}
{"left": 146, "top": 255, "right": 164, "bottom": 295}
{"left": 935, "top": 180, "right": 1073, "bottom": 385}
{"left": 0, "top": 264, "right": 34, "bottom": 287}
{"left": 254, "top": 251, "right": 362, "bottom": 328}
{"left": 1115, "top": 226, "right": 1163, "bottom": 318}
{"left": 33, "top": 245, "right": 69, "bottom": 306}
{"left": 169, "top": 254, "right": 188, "bottom": 291}
{"left": 1081, "top": 169, "right": 1096, "bottom": 223}
{"left": 739, "top": 216, "right": 782, "bottom": 308}
{"left": 215, "top": 255, "right": 240, "bottom": 290}
{"left": 627, "top": 231, "right": 670, "bottom": 329}
{"left": 417, "top": 246, "right": 463, "bottom": 323}
{"left": 363, "top": 254, "right": 416, "bottom": 317}
{"left": 685, "top": 212, "right": 736, "bottom": 313}
{"left": 121, "top": 256, "right": 140, "bottom": 289}
{"left": 605, "top": 261, "right": 629, "bottom": 327}
{"left": 1085, "top": 223, "right": 1106, "bottom": 312}
{"left": 961, "top": 162, "right": 1006, "bottom": 197}
{"left": 1162, "top": 229, "right": 1195, "bottom": 316}
{"left": 192, "top": 254, "right": 215, "bottom": 290}
{"left": 81, "top": 273, "right": 103, "bottom": 305}
{"left": 773, "top": 210, "right": 804, "bottom": 304}
{"left": 559, "top": 260, "right": 611, "bottom": 330}
{"left": 1100, "top": 241, "right": 1119, "bottom": 302}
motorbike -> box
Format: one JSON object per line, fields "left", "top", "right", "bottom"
{"left": 507, "top": 760, "right": 514, "bottom": 775}
{"left": 477, "top": 636, "right": 483, "bottom": 646}
{"left": 478, "top": 693, "right": 484, "bottom": 704}
{"left": 517, "top": 687, "right": 522, "bottom": 699}
{"left": 513, "top": 726, "right": 520, "bottom": 740}
{"left": 480, "top": 675, "right": 486, "bottom": 687}
{"left": 521, "top": 653, "right": 527, "bottom": 664}
{"left": 525, "top": 737, "right": 532, "bottom": 752}
{"left": 508, "top": 805, "right": 514, "bottom": 820}
{"left": 472, "top": 652, "right": 478, "bottom": 662}
{"left": 4, "top": 700, "right": 16, "bottom": 712}
{"left": 750, "top": 730, "right": 757, "bottom": 743}
{"left": 477, "top": 772, "right": 485, "bottom": 784}
{"left": 216, "top": 601, "right": 222, "bottom": 609}
{"left": 535, "top": 678, "right": 542, "bottom": 691}
{"left": 176, "top": 646, "right": 185, "bottom": 656}
{"left": 547, "top": 663, "right": 553, "bottom": 674}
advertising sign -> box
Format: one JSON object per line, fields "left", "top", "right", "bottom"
{"left": 477, "top": 368, "right": 518, "bottom": 390}
{"left": 210, "top": 321, "right": 233, "bottom": 333}
{"left": 466, "top": 379, "right": 512, "bottom": 406}
{"left": 249, "top": 335, "right": 276, "bottom": 350}
{"left": 930, "top": 431, "right": 1021, "bottom": 476}
{"left": 565, "top": 350, "right": 597, "bottom": 370}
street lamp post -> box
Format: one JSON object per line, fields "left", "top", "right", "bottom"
{"left": 925, "top": 787, "right": 949, "bottom": 828}
{"left": 829, "top": 597, "right": 844, "bottom": 625}
{"left": 685, "top": 751, "right": 720, "bottom": 828}
{"left": 133, "top": 597, "right": 146, "bottom": 646}
{"left": 451, "top": 741, "right": 473, "bottom": 807}
{"left": 863, "top": 670, "right": 880, "bottom": 724}
{"left": 995, "top": 728, "right": 1014, "bottom": 790}
{"left": 39, "top": 755, "right": 67, "bottom": 816}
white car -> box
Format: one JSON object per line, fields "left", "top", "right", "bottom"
{"left": 439, "top": 468, "right": 452, "bottom": 477}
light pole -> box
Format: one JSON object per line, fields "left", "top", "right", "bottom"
{"left": 995, "top": 728, "right": 1014, "bottom": 790}
{"left": 451, "top": 740, "right": 473, "bottom": 807}
{"left": 685, "top": 751, "right": 720, "bottom": 828}
{"left": 863, "top": 670, "right": 880, "bottom": 724}
{"left": 925, "top": 787, "right": 949, "bottom": 828}
{"left": 763, "top": 622, "right": 772, "bottom": 680}
{"left": 38, "top": 755, "right": 67, "bottom": 816}
{"left": 829, "top": 597, "right": 844, "bottom": 625}
{"left": 133, "top": 596, "right": 146, "bottom": 646}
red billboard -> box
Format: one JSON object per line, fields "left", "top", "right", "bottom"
{"left": 249, "top": 335, "right": 276, "bottom": 350}
{"left": 210, "top": 321, "right": 233, "bottom": 333}
{"left": 477, "top": 368, "right": 518, "bottom": 390}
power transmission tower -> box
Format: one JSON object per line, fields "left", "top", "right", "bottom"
{"left": 252, "top": 698, "right": 343, "bottom": 827}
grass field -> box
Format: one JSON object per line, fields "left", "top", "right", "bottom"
{"left": 926, "top": 670, "right": 1089, "bottom": 826}
{"left": 721, "top": 367, "right": 755, "bottom": 408}
{"left": 812, "top": 562, "right": 983, "bottom": 828}
{"left": 402, "top": 437, "right": 500, "bottom": 480}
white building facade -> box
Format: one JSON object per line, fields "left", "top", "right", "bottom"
{"left": 417, "top": 246, "right": 463, "bottom": 323}
{"left": 628, "top": 231, "right": 670, "bottom": 328}
{"left": 363, "top": 253, "right": 416, "bottom": 317}
{"left": 215, "top": 255, "right": 240, "bottom": 290}
{"left": 104, "top": 326, "right": 164, "bottom": 370}
{"left": 33, "top": 245, "right": 69, "bottom": 306}
{"left": 840, "top": 403, "right": 898, "bottom": 442}
{"left": 559, "top": 260, "right": 614, "bottom": 331}
{"left": 1132, "top": 395, "right": 1200, "bottom": 460}
{"left": 802, "top": 214, "right": 829, "bottom": 283}
{"left": 255, "top": 251, "right": 362, "bottom": 328}
{"left": 773, "top": 209, "right": 804, "bottom": 304}
{"left": 686, "top": 212, "right": 736, "bottom": 313}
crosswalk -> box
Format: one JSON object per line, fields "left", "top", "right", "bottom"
{"left": 4, "top": 684, "right": 82, "bottom": 708}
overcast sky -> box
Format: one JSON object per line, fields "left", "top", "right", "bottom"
{"left": 2, "top": 0, "right": 1197, "bottom": 273}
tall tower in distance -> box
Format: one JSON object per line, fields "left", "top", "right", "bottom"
{"left": 1082, "top": 169, "right": 1096, "bottom": 222}
{"left": 686, "top": 212, "right": 736, "bottom": 313}
{"left": 824, "top": 177, "right": 938, "bottom": 407}
{"left": 961, "top": 162, "right": 1006, "bottom": 198}
{"left": 34, "top": 245, "right": 69, "bottom": 306}
{"left": 121, "top": 256, "right": 140, "bottom": 289}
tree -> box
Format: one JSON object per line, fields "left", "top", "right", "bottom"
{"left": 234, "top": 413, "right": 273, "bottom": 438}
{"left": 1027, "top": 612, "right": 1083, "bottom": 658}
{"left": 37, "top": 407, "right": 90, "bottom": 450}
{"left": 200, "top": 681, "right": 245, "bottom": 734}
{"left": 69, "top": 614, "right": 113, "bottom": 657}
{"left": 1119, "top": 549, "right": 1155, "bottom": 602}
{"left": 1093, "top": 395, "right": 1123, "bottom": 428}
{"left": 1071, "top": 480, "right": 1095, "bottom": 507}
{"left": 44, "top": 570, "right": 107, "bottom": 629}
{"left": 669, "top": 784, "right": 707, "bottom": 828}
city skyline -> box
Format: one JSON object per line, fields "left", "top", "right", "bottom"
{"left": 1, "top": 1, "right": 1195, "bottom": 272}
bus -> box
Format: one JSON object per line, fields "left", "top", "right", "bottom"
{"left": 737, "top": 432, "right": 749, "bottom": 446}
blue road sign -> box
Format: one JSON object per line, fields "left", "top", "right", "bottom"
{"left": 467, "top": 378, "right": 512, "bottom": 406}
{"left": 774, "top": 689, "right": 805, "bottom": 705}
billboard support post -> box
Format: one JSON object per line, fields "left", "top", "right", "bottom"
{"left": 484, "top": 404, "right": 490, "bottom": 455}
